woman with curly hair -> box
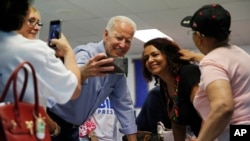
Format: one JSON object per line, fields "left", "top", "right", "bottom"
{"left": 141, "top": 37, "right": 202, "bottom": 141}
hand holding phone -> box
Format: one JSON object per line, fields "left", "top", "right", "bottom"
{"left": 101, "top": 57, "right": 128, "bottom": 74}
{"left": 48, "top": 20, "right": 61, "bottom": 48}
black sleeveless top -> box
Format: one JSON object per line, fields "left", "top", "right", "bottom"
{"left": 166, "top": 64, "right": 202, "bottom": 136}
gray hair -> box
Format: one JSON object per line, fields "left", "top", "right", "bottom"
{"left": 105, "top": 16, "right": 137, "bottom": 32}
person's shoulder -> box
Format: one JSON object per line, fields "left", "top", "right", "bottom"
{"left": 74, "top": 41, "right": 103, "bottom": 54}
{"left": 201, "top": 46, "right": 233, "bottom": 64}
{"left": 18, "top": 40, "right": 56, "bottom": 63}
{"left": 148, "top": 86, "right": 160, "bottom": 94}
{"left": 179, "top": 64, "right": 200, "bottom": 79}
{"left": 147, "top": 86, "right": 162, "bottom": 99}
{"left": 27, "top": 39, "right": 52, "bottom": 50}
{"left": 6, "top": 33, "right": 49, "bottom": 52}
{"left": 34, "top": 38, "right": 48, "bottom": 45}
{"left": 74, "top": 41, "right": 101, "bottom": 49}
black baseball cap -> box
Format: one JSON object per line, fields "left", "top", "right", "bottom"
{"left": 180, "top": 4, "right": 231, "bottom": 39}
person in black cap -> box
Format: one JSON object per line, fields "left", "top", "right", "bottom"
{"left": 180, "top": 3, "right": 250, "bottom": 141}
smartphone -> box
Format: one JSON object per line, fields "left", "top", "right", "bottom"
{"left": 48, "top": 20, "right": 61, "bottom": 48}
{"left": 102, "top": 57, "right": 128, "bottom": 74}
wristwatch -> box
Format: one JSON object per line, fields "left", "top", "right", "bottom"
{"left": 50, "top": 122, "right": 61, "bottom": 137}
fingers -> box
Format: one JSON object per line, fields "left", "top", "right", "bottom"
{"left": 93, "top": 53, "right": 108, "bottom": 61}
{"left": 179, "top": 49, "right": 192, "bottom": 55}
{"left": 50, "top": 33, "right": 72, "bottom": 58}
{"left": 50, "top": 33, "right": 70, "bottom": 48}
{"left": 83, "top": 54, "right": 115, "bottom": 78}
{"left": 178, "top": 49, "right": 186, "bottom": 54}
{"left": 59, "top": 33, "right": 66, "bottom": 39}
{"left": 90, "top": 55, "right": 115, "bottom": 73}
{"left": 179, "top": 49, "right": 195, "bottom": 61}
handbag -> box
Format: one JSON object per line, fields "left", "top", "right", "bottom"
{"left": 0, "top": 61, "right": 51, "bottom": 141}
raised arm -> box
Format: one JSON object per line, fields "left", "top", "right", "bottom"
{"left": 50, "top": 33, "right": 81, "bottom": 99}
{"left": 179, "top": 49, "right": 204, "bottom": 63}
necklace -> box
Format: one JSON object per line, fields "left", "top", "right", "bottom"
{"left": 168, "top": 75, "right": 180, "bottom": 122}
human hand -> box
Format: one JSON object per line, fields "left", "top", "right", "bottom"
{"left": 179, "top": 49, "right": 196, "bottom": 61}
{"left": 186, "top": 134, "right": 197, "bottom": 141}
{"left": 179, "top": 49, "right": 204, "bottom": 62}
{"left": 80, "top": 53, "right": 115, "bottom": 82}
{"left": 50, "top": 33, "right": 72, "bottom": 57}
{"left": 44, "top": 113, "right": 60, "bottom": 136}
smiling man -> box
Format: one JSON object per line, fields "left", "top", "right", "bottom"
{"left": 47, "top": 16, "right": 138, "bottom": 141}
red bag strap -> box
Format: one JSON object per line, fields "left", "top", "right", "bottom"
{"left": 19, "top": 67, "right": 28, "bottom": 101}
{"left": 0, "top": 61, "right": 40, "bottom": 116}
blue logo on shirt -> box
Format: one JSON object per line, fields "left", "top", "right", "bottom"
{"left": 96, "top": 98, "right": 114, "bottom": 114}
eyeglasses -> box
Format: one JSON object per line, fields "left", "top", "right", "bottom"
{"left": 187, "top": 30, "right": 205, "bottom": 37}
{"left": 187, "top": 30, "right": 196, "bottom": 35}
{"left": 27, "top": 18, "right": 43, "bottom": 28}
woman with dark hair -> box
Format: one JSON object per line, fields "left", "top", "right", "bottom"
{"left": 141, "top": 37, "right": 202, "bottom": 141}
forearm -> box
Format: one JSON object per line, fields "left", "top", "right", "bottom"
{"left": 196, "top": 104, "right": 233, "bottom": 141}
{"left": 179, "top": 49, "right": 204, "bottom": 63}
{"left": 80, "top": 65, "right": 88, "bottom": 83}
{"left": 192, "top": 53, "right": 204, "bottom": 62}
{"left": 45, "top": 113, "right": 60, "bottom": 136}
{"left": 63, "top": 48, "right": 81, "bottom": 99}
{"left": 196, "top": 80, "right": 235, "bottom": 141}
